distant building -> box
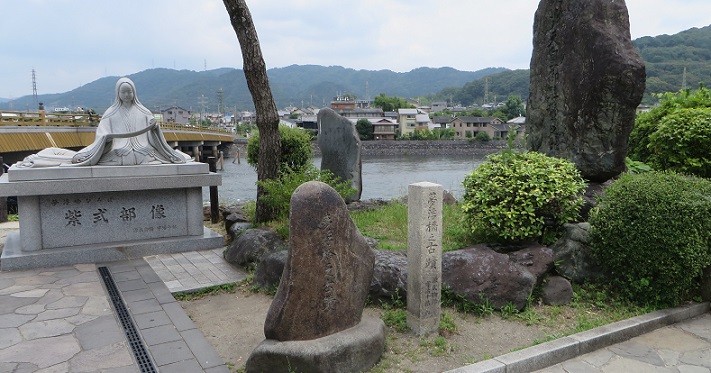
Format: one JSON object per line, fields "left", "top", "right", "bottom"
{"left": 339, "top": 108, "right": 384, "bottom": 119}
{"left": 330, "top": 96, "right": 356, "bottom": 110}
{"left": 450, "top": 116, "right": 503, "bottom": 139}
{"left": 371, "top": 118, "right": 398, "bottom": 140}
{"left": 431, "top": 102, "right": 448, "bottom": 113}
{"left": 432, "top": 116, "right": 454, "bottom": 129}
{"left": 161, "top": 106, "right": 191, "bottom": 125}
{"left": 397, "top": 108, "right": 419, "bottom": 137}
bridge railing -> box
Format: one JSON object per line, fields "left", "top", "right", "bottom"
{"left": 0, "top": 110, "right": 234, "bottom": 135}
{"left": 0, "top": 110, "right": 96, "bottom": 127}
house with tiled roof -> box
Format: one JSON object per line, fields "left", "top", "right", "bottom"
{"left": 450, "top": 116, "right": 503, "bottom": 139}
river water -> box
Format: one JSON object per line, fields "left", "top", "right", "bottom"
{"left": 203, "top": 154, "right": 485, "bottom": 203}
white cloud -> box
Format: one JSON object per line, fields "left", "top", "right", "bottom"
{"left": 0, "top": 0, "right": 709, "bottom": 98}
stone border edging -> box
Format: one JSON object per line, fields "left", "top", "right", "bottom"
{"left": 446, "top": 302, "right": 710, "bottom": 373}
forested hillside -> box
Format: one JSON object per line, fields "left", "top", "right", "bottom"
{"left": 0, "top": 66, "right": 505, "bottom": 112}
{"left": 432, "top": 24, "right": 711, "bottom": 106}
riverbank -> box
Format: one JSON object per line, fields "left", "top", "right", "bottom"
{"left": 229, "top": 139, "right": 508, "bottom": 158}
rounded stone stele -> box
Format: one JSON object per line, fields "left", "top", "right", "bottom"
{"left": 245, "top": 317, "right": 386, "bottom": 373}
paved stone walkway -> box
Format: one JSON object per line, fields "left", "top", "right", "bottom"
{"left": 0, "top": 221, "right": 247, "bottom": 373}
{"left": 535, "top": 314, "right": 711, "bottom": 373}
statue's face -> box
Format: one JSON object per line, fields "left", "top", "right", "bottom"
{"left": 118, "top": 83, "right": 134, "bottom": 104}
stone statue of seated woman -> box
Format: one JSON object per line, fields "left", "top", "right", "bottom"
{"left": 16, "top": 77, "right": 192, "bottom": 168}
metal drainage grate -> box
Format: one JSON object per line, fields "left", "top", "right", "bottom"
{"left": 98, "top": 266, "right": 158, "bottom": 373}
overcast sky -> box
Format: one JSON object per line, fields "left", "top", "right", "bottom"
{"left": 2, "top": 0, "right": 710, "bottom": 99}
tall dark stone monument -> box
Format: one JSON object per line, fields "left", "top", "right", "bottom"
{"left": 317, "top": 108, "right": 362, "bottom": 202}
{"left": 527, "top": 0, "right": 646, "bottom": 182}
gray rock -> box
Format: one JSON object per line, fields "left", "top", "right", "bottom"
{"left": 220, "top": 203, "right": 251, "bottom": 242}
{"left": 508, "top": 245, "right": 554, "bottom": 287}
{"left": 527, "top": 0, "right": 646, "bottom": 182}
{"left": 542, "top": 276, "right": 574, "bottom": 306}
{"left": 227, "top": 222, "right": 252, "bottom": 243}
{"left": 370, "top": 250, "right": 408, "bottom": 303}
{"left": 254, "top": 250, "right": 288, "bottom": 289}
{"left": 551, "top": 223, "right": 605, "bottom": 283}
{"left": 442, "top": 245, "right": 536, "bottom": 311}
{"left": 246, "top": 317, "right": 386, "bottom": 373}
{"left": 317, "top": 108, "right": 362, "bottom": 202}
{"left": 579, "top": 181, "right": 611, "bottom": 221}
{"left": 223, "top": 227, "right": 287, "bottom": 269}
{"left": 264, "top": 181, "right": 374, "bottom": 341}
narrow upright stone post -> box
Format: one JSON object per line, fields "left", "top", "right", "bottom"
{"left": 407, "top": 182, "right": 443, "bottom": 336}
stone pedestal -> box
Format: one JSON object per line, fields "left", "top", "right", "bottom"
{"left": 407, "top": 182, "right": 443, "bottom": 336}
{"left": 0, "top": 163, "right": 223, "bottom": 271}
{"left": 246, "top": 317, "right": 386, "bottom": 373}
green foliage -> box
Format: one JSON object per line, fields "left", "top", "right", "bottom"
{"left": 246, "top": 125, "right": 313, "bottom": 174}
{"left": 648, "top": 107, "right": 711, "bottom": 178}
{"left": 173, "top": 283, "right": 237, "bottom": 301}
{"left": 372, "top": 93, "right": 414, "bottom": 112}
{"left": 634, "top": 25, "right": 711, "bottom": 103}
{"left": 355, "top": 118, "right": 374, "bottom": 140}
{"left": 439, "top": 312, "right": 457, "bottom": 334}
{"left": 629, "top": 87, "right": 711, "bottom": 163}
{"left": 589, "top": 171, "right": 711, "bottom": 307}
{"left": 500, "top": 95, "right": 525, "bottom": 120}
{"left": 438, "top": 69, "right": 530, "bottom": 107}
{"left": 381, "top": 308, "right": 408, "bottom": 332}
{"left": 474, "top": 131, "right": 490, "bottom": 142}
{"left": 351, "top": 201, "right": 474, "bottom": 252}
{"left": 403, "top": 128, "right": 456, "bottom": 140}
{"left": 461, "top": 151, "right": 586, "bottom": 243}
{"left": 441, "top": 288, "right": 495, "bottom": 317}
{"left": 257, "top": 165, "right": 356, "bottom": 219}
{"left": 625, "top": 158, "right": 652, "bottom": 174}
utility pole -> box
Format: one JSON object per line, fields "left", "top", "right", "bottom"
{"left": 31, "top": 69, "right": 38, "bottom": 109}
{"left": 681, "top": 67, "right": 688, "bottom": 91}
{"left": 216, "top": 88, "right": 224, "bottom": 116}
{"left": 198, "top": 94, "right": 208, "bottom": 124}
{"left": 484, "top": 76, "right": 490, "bottom": 106}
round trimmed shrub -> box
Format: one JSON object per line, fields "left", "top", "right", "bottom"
{"left": 589, "top": 171, "right": 711, "bottom": 307}
{"left": 461, "top": 151, "right": 586, "bottom": 243}
{"left": 247, "top": 125, "right": 313, "bottom": 174}
{"left": 648, "top": 107, "right": 711, "bottom": 178}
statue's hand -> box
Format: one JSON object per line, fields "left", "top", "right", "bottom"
{"left": 149, "top": 118, "right": 158, "bottom": 129}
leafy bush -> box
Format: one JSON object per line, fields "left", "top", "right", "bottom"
{"left": 474, "top": 131, "right": 491, "bottom": 142}
{"left": 629, "top": 87, "right": 711, "bottom": 164}
{"left": 257, "top": 165, "right": 356, "bottom": 219}
{"left": 461, "top": 151, "right": 586, "bottom": 243}
{"left": 246, "top": 125, "right": 313, "bottom": 174}
{"left": 356, "top": 118, "right": 374, "bottom": 140}
{"left": 589, "top": 171, "right": 711, "bottom": 307}
{"left": 648, "top": 108, "right": 711, "bottom": 178}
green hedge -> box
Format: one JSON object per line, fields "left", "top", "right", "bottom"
{"left": 461, "top": 151, "right": 586, "bottom": 243}
{"left": 589, "top": 171, "right": 711, "bottom": 307}
{"left": 246, "top": 125, "right": 313, "bottom": 174}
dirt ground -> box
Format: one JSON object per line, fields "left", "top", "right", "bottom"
{"left": 179, "top": 288, "right": 576, "bottom": 373}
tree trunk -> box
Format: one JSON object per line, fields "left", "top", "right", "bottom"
{"left": 223, "top": 0, "right": 281, "bottom": 223}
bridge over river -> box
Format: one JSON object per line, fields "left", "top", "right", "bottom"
{"left": 0, "top": 110, "right": 237, "bottom": 165}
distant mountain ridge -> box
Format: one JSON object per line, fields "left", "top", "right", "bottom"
{"left": 3, "top": 24, "right": 709, "bottom": 112}
{"left": 0, "top": 66, "right": 507, "bottom": 112}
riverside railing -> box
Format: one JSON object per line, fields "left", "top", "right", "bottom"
{"left": 0, "top": 110, "right": 234, "bottom": 135}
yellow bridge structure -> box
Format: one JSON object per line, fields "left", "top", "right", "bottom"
{"left": 0, "top": 110, "right": 236, "bottom": 162}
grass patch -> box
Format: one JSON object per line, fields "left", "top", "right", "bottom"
{"left": 7, "top": 214, "right": 19, "bottom": 222}
{"left": 350, "top": 201, "right": 476, "bottom": 252}
{"left": 351, "top": 202, "right": 408, "bottom": 251}
{"left": 173, "top": 282, "right": 238, "bottom": 301}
